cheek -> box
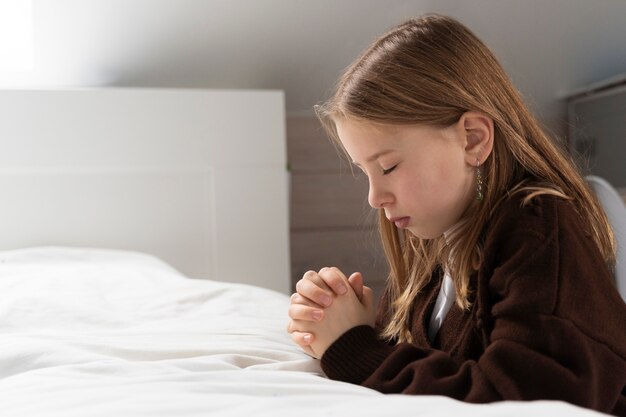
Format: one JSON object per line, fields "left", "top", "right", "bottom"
{"left": 401, "top": 171, "right": 441, "bottom": 211}
{"left": 434, "top": 147, "right": 470, "bottom": 184}
{"left": 424, "top": 157, "right": 472, "bottom": 206}
{"left": 424, "top": 157, "right": 463, "bottom": 191}
{"left": 401, "top": 150, "right": 469, "bottom": 207}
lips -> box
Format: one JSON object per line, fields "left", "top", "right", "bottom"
{"left": 388, "top": 216, "right": 410, "bottom": 228}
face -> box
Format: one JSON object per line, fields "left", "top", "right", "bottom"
{"left": 335, "top": 118, "right": 476, "bottom": 239}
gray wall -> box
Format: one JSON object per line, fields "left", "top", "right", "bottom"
{"left": 569, "top": 85, "right": 626, "bottom": 189}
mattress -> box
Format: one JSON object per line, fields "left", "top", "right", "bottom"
{"left": 0, "top": 247, "right": 605, "bottom": 416}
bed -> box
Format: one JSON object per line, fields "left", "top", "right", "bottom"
{"left": 0, "top": 89, "right": 608, "bottom": 416}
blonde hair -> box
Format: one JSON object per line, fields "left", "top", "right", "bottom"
{"left": 314, "top": 14, "right": 615, "bottom": 343}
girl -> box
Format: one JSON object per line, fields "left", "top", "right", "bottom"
{"left": 286, "top": 14, "right": 626, "bottom": 415}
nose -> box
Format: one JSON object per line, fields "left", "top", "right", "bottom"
{"left": 367, "top": 178, "right": 393, "bottom": 209}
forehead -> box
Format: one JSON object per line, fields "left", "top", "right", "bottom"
{"left": 335, "top": 118, "right": 400, "bottom": 138}
{"left": 334, "top": 119, "right": 402, "bottom": 157}
{"left": 334, "top": 118, "right": 459, "bottom": 165}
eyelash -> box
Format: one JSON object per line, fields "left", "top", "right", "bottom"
{"left": 382, "top": 164, "right": 398, "bottom": 175}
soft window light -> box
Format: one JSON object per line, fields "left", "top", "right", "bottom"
{"left": 0, "top": 0, "right": 33, "bottom": 70}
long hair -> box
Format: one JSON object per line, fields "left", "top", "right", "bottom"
{"left": 314, "top": 14, "right": 615, "bottom": 343}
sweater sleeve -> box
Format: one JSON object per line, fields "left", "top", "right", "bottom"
{"left": 320, "top": 196, "right": 626, "bottom": 412}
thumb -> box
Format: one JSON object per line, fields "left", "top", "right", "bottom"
{"left": 348, "top": 272, "right": 364, "bottom": 301}
{"left": 361, "top": 286, "right": 374, "bottom": 308}
{"left": 361, "top": 286, "right": 377, "bottom": 326}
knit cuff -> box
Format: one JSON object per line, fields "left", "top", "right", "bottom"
{"left": 321, "top": 325, "right": 394, "bottom": 385}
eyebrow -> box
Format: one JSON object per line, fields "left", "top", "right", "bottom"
{"left": 352, "top": 149, "right": 395, "bottom": 166}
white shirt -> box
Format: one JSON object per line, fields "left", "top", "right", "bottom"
{"left": 427, "top": 269, "right": 456, "bottom": 343}
{"left": 427, "top": 227, "right": 459, "bottom": 343}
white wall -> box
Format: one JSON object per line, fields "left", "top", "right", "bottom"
{"left": 0, "top": 88, "right": 291, "bottom": 294}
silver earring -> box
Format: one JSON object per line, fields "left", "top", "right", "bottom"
{"left": 476, "top": 159, "right": 484, "bottom": 202}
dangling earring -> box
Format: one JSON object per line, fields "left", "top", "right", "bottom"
{"left": 476, "top": 158, "right": 484, "bottom": 202}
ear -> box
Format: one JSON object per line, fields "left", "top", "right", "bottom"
{"left": 459, "top": 111, "right": 494, "bottom": 166}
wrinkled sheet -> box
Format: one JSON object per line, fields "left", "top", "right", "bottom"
{"left": 0, "top": 247, "right": 606, "bottom": 416}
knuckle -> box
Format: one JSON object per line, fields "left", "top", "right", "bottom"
{"left": 333, "top": 267, "right": 348, "bottom": 280}
{"left": 295, "top": 279, "right": 308, "bottom": 293}
{"left": 294, "top": 332, "right": 311, "bottom": 346}
{"left": 320, "top": 268, "right": 348, "bottom": 292}
{"left": 330, "top": 266, "right": 344, "bottom": 276}
{"left": 317, "top": 266, "right": 331, "bottom": 277}
{"left": 288, "top": 304, "right": 301, "bottom": 318}
{"left": 303, "top": 270, "right": 317, "bottom": 280}
{"left": 321, "top": 267, "right": 340, "bottom": 281}
{"left": 295, "top": 294, "right": 311, "bottom": 306}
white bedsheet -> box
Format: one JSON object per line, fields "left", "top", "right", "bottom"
{"left": 0, "top": 247, "right": 607, "bottom": 416}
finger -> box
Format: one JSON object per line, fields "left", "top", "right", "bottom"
{"left": 348, "top": 272, "right": 364, "bottom": 301}
{"left": 361, "top": 285, "right": 374, "bottom": 308}
{"left": 288, "top": 303, "right": 324, "bottom": 322}
{"left": 302, "top": 345, "right": 317, "bottom": 358}
{"left": 317, "top": 267, "right": 350, "bottom": 296}
{"left": 303, "top": 270, "right": 332, "bottom": 292}
{"left": 296, "top": 274, "right": 333, "bottom": 307}
{"left": 361, "top": 286, "right": 377, "bottom": 325}
{"left": 290, "top": 292, "right": 321, "bottom": 308}
{"left": 290, "top": 330, "right": 315, "bottom": 347}
{"left": 292, "top": 332, "right": 318, "bottom": 358}
{"left": 286, "top": 319, "right": 314, "bottom": 334}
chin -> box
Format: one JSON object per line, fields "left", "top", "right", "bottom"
{"left": 407, "top": 227, "right": 443, "bottom": 240}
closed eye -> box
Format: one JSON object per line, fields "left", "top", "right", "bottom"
{"left": 382, "top": 164, "right": 398, "bottom": 175}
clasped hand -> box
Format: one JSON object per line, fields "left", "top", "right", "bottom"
{"left": 287, "top": 267, "right": 376, "bottom": 359}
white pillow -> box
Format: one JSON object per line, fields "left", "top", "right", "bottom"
{"left": 0, "top": 246, "right": 179, "bottom": 274}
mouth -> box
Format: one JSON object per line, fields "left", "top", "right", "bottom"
{"left": 388, "top": 216, "right": 410, "bottom": 229}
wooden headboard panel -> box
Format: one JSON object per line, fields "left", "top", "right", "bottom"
{"left": 0, "top": 88, "right": 290, "bottom": 294}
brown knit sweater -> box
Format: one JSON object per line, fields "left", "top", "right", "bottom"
{"left": 321, "top": 193, "right": 626, "bottom": 415}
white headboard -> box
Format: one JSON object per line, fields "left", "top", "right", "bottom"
{"left": 0, "top": 88, "right": 290, "bottom": 294}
